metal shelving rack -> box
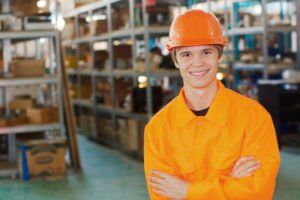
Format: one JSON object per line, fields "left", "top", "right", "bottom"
{"left": 62, "top": 0, "right": 185, "bottom": 151}
{"left": 226, "top": 0, "right": 300, "bottom": 91}
{"left": 0, "top": 30, "right": 65, "bottom": 166}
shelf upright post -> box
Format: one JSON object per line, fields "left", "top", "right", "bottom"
{"left": 261, "top": 0, "right": 268, "bottom": 79}
{"left": 2, "top": 37, "right": 16, "bottom": 162}
{"left": 107, "top": 1, "right": 117, "bottom": 130}
{"left": 142, "top": 0, "right": 153, "bottom": 120}
{"left": 90, "top": 8, "right": 98, "bottom": 140}
{"left": 296, "top": 0, "right": 300, "bottom": 70}
{"left": 224, "top": 0, "right": 233, "bottom": 88}
{"left": 54, "top": 32, "right": 65, "bottom": 136}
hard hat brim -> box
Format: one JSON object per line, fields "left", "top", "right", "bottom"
{"left": 167, "top": 37, "right": 227, "bottom": 51}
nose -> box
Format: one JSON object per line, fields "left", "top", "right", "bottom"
{"left": 192, "top": 53, "right": 205, "bottom": 67}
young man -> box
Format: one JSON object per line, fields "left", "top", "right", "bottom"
{"left": 144, "top": 9, "right": 280, "bottom": 200}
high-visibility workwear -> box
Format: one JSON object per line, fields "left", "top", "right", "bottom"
{"left": 166, "top": 9, "right": 227, "bottom": 51}
{"left": 144, "top": 81, "right": 280, "bottom": 200}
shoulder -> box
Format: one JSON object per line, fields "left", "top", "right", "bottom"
{"left": 225, "top": 88, "right": 271, "bottom": 122}
{"left": 144, "top": 97, "right": 178, "bottom": 139}
{"left": 224, "top": 88, "right": 272, "bottom": 131}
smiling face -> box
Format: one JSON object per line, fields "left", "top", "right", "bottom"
{"left": 175, "top": 45, "right": 220, "bottom": 90}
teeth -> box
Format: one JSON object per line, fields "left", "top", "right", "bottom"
{"left": 190, "top": 70, "right": 209, "bottom": 76}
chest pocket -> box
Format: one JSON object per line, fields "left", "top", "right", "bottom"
{"left": 211, "top": 147, "right": 241, "bottom": 172}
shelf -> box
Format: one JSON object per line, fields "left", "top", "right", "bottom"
{"left": 96, "top": 105, "right": 147, "bottom": 120}
{"left": 149, "top": 70, "right": 181, "bottom": 78}
{"left": 115, "top": 108, "right": 147, "bottom": 120}
{"left": 0, "top": 76, "right": 58, "bottom": 87}
{"left": 68, "top": 69, "right": 95, "bottom": 76}
{"left": 0, "top": 31, "right": 57, "bottom": 40}
{"left": 0, "top": 13, "right": 12, "bottom": 20}
{"left": 63, "top": 1, "right": 108, "bottom": 18}
{"left": 267, "top": 25, "right": 297, "bottom": 33}
{"left": 113, "top": 70, "right": 144, "bottom": 77}
{"left": 79, "top": 69, "right": 95, "bottom": 76}
{"left": 73, "top": 99, "right": 93, "bottom": 108}
{"left": 96, "top": 105, "right": 113, "bottom": 113}
{"left": 233, "top": 63, "right": 265, "bottom": 71}
{"left": 95, "top": 70, "right": 113, "bottom": 77}
{"left": 0, "top": 161, "right": 18, "bottom": 178}
{"left": 0, "top": 123, "right": 61, "bottom": 135}
{"left": 134, "top": 26, "right": 169, "bottom": 36}
{"left": 67, "top": 68, "right": 77, "bottom": 75}
{"left": 62, "top": 26, "right": 170, "bottom": 46}
{"left": 258, "top": 79, "right": 286, "bottom": 85}
{"left": 228, "top": 27, "right": 264, "bottom": 35}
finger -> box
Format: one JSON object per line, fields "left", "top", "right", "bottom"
{"left": 233, "top": 164, "right": 260, "bottom": 178}
{"left": 149, "top": 176, "right": 165, "bottom": 185}
{"left": 242, "top": 163, "right": 261, "bottom": 175}
{"left": 232, "top": 156, "right": 254, "bottom": 171}
{"left": 150, "top": 170, "right": 171, "bottom": 179}
{"left": 234, "top": 161, "right": 260, "bottom": 176}
{"left": 152, "top": 188, "right": 169, "bottom": 198}
{"left": 149, "top": 181, "right": 165, "bottom": 191}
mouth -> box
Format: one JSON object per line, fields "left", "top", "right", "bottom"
{"left": 189, "top": 69, "right": 210, "bottom": 78}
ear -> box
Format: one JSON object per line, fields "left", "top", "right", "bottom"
{"left": 174, "top": 61, "right": 179, "bottom": 69}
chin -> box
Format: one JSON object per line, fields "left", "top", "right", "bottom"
{"left": 188, "top": 78, "right": 216, "bottom": 90}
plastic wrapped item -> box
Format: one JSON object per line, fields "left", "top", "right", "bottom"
{"left": 282, "top": 69, "right": 300, "bottom": 83}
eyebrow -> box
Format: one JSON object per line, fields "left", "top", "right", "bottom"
{"left": 178, "top": 48, "right": 215, "bottom": 56}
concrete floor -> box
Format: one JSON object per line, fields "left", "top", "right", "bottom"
{"left": 0, "top": 134, "right": 299, "bottom": 200}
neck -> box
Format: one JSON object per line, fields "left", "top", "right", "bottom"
{"left": 183, "top": 80, "right": 218, "bottom": 111}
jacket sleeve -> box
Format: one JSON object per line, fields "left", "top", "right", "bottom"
{"left": 187, "top": 114, "right": 281, "bottom": 200}
{"left": 144, "top": 123, "right": 177, "bottom": 200}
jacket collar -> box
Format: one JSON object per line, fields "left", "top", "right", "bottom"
{"left": 174, "top": 80, "right": 230, "bottom": 130}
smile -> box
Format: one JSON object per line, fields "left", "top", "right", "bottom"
{"left": 189, "top": 69, "right": 210, "bottom": 77}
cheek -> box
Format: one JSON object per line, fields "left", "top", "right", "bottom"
{"left": 206, "top": 59, "right": 219, "bottom": 71}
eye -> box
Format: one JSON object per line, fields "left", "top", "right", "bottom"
{"left": 181, "top": 52, "right": 191, "bottom": 58}
{"left": 202, "top": 50, "right": 212, "bottom": 55}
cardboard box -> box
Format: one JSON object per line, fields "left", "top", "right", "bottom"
{"left": 11, "top": 0, "right": 39, "bottom": 16}
{"left": 0, "top": 50, "right": 3, "bottom": 71}
{"left": 9, "top": 99, "right": 34, "bottom": 110}
{"left": 79, "top": 115, "right": 93, "bottom": 136}
{"left": 26, "top": 107, "right": 59, "bottom": 124}
{"left": 0, "top": 118, "right": 7, "bottom": 128}
{"left": 9, "top": 59, "right": 45, "bottom": 78}
{"left": 18, "top": 138, "right": 67, "bottom": 178}
{"left": 0, "top": 116, "right": 29, "bottom": 127}
{"left": 118, "top": 119, "right": 143, "bottom": 151}
{"left": 7, "top": 116, "right": 29, "bottom": 126}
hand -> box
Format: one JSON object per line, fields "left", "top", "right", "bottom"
{"left": 231, "top": 156, "right": 261, "bottom": 178}
{"left": 149, "top": 170, "right": 190, "bottom": 200}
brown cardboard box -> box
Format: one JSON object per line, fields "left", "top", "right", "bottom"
{"left": 7, "top": 116, "right": 29, "bottom": 126}
{"left": 18, "top": 138, "right": 66, "bottom": 178}
{"left": 9, "top": 59, "right": 45, "bottom": 78}
{"left": 0, "top": 116, "right": 29, "bottom": 127}
{"left": 11, "top": 0, "right": 38, "bottom": 16}
{"left": 113, "top": 44, "right": 132, "bottom": 59}
{"left": 79, "top": 115, "right": 93, "bottom": 136}
{"left": 9, "top": 99, "right": 34, "bottom": 110}
{"left": 81, "top": 86, "right": 92, "bottom": 99}
{"left": 127, "top": 119, "right": 139, "bottom": 151}
{"left": 26, "top": 107, "right": 59, "bottom": 124}
{"left": 0, "top": 50, "right": 3, "bottom": 71}
{"left": 118, "top": 119, "right": 139, "bottom": 151}
{"left": 0, "top": 119, "right": 7, "bottom": 128}
{"left": 75, "top": 0, "right": 96, "bottom": 8}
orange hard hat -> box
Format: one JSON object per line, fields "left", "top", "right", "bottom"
{"left": 166, "top": 9, "right": 227, "bottom": 51}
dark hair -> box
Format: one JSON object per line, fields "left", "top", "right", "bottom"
{"left": 171, "top": 44, "right": 224, "bottom": 64}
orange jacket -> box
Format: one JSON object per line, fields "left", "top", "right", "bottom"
{"left": 144, "top": 81, "right": 280, "bottom": 200}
